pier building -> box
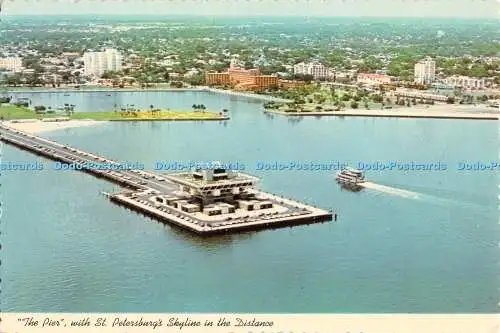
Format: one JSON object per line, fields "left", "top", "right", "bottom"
{"left": 0, "top": 124, "right": 333, "bottom": 235}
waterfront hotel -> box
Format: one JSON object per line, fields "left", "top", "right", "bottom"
{"left": 205, "top": 65, "right": 307, "bottom": 91}
{"left": 205, "top": 64, "right": 279, "bottom": 90}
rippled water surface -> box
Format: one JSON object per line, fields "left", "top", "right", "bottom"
{"left": 2, "top": 91, "right": 498, "bottom": 312}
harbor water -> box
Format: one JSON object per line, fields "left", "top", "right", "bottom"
{"left": 2, "top": 90, "right": 498, "bottom": 313}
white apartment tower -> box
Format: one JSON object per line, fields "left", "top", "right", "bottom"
{"left": 414, "top": 57, "right": 436, "bottom": 84}
{"left": 83, "top": 48, "right": 122, "bottom": 77}
{"left": 293, "top": 61, "right": 329, "bottom": 80}
{"left": 293, "top": 62, "right": 308, "bottom": 75}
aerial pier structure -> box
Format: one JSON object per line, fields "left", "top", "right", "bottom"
{"left": 0, "top": 123, "right": 333, "bottom": 235}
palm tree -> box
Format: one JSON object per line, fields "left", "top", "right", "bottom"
{"left": 192, "top": 104, "right": 198, "bottom": 112}
{"left": 150, "top": 104, "right": 154, "bottom": 116}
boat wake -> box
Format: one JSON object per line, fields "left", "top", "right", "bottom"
{"left": 336, "top": 168, "right": 486, "bottom": 209}
{"left": 360, "top": 182, "right": 421, "bottom": 199}
{"left": 358, "top": 181, "right": 495, "bottom": 249}
{"left": 360, "top": 181, "right": 487, "bottom": 210}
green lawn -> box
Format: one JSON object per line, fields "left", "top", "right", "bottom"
{"left": 71, "top": 110, "right": 225, "bottom": 120}
{"left": 0, "top": 105, "right": 225, "bottom": 121}
{"left": 0, "top": 105, "right": 43, "bottom": 119}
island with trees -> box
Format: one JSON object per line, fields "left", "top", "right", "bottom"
{"left": 0, "top": 103, "right": 229, "bottom": 121}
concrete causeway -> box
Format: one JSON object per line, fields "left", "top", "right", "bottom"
{"left": 0, "top": 123, "right": 333, "bottom": 235}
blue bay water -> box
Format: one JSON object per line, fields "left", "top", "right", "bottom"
{"left": 2, "top": 91, "right": 499, "bottom": 312}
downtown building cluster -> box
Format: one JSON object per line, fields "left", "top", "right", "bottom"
{"left": 413, "top": 56, "right": 493, "bottom": 89}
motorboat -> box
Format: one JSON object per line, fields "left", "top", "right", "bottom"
{"left": 335, "top": 167, "right": 365, "bottom": 185}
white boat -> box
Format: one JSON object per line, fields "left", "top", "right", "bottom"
{"left": 335, "top": 167, "right": 365, "bottom": 184}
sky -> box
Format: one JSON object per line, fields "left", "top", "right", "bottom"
{"left": 2, "top": 0, "right": 499, "bottom": 18}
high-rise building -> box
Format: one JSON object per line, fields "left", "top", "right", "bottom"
{"left": 293, "top": 62, "right": 308, "bottom": 76}
{"left": 293, "top": 61, "right": 330, "bottom": 80}
{"left": 0, "top": 57, "right": 23, "bottom": 72}
{"left": 83, "top": 48, "right": 122, "bottom": 77}
{"left": 414, "top": 57, "right": 436, "bottom": 84}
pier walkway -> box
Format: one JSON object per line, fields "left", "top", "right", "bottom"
{"left": 0, "top": 124, "right": 332, "bottom": 235}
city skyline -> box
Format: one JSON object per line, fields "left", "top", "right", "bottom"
{"left": 1, "top": 0, "right": 498, "bottom": 18}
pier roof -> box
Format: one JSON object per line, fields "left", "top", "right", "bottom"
{"left": 164, "top": 171, "right": 259, "bottom": 190}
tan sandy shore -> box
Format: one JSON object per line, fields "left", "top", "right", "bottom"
{"left": 268, "top": 104, "right": 500, "bottom": 120}
{"left": 4, "top": 119, "right": 106, "bottom": 134}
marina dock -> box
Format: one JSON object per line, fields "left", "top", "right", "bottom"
{"left": 0, "top": 124, "right": 333, "bottom": 235}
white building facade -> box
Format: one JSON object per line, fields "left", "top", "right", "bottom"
{"left": 230, "top": 58, "right": 245, "bottom": 69}
{"left": 83, "top": 48, "right": 122, "bottom": 77}
{"left": 293, "top": 62, "right": 330, "bottom": 80}
{"left": 0, "top": 57, "right": 23, "bottom": 72}
{"left": 414, "top": 57, "right": 436, "bottom": 84}
{"left": 444, "top": 76, "right": 489, "bottom": 90}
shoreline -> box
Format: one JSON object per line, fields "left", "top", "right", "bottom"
{"left": 4, "top": 119, "right": 106, "bottom": 133}
{"left": 201, "top": 87, "right": 292, "bottom": 102}
{"left": 107, "top": 116, "right": 229, "bottom": 122}
{"left": 265, "top": 104, "right": 500, "bottom": 120}
{"left": 5, "top": 85, "right": 292, "bottom": 102}
{"left": 5, "top": 87, "right": 204, "bottom": 93}
{"left": 3, "top": 115, "right": 230, "bottom": 133}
